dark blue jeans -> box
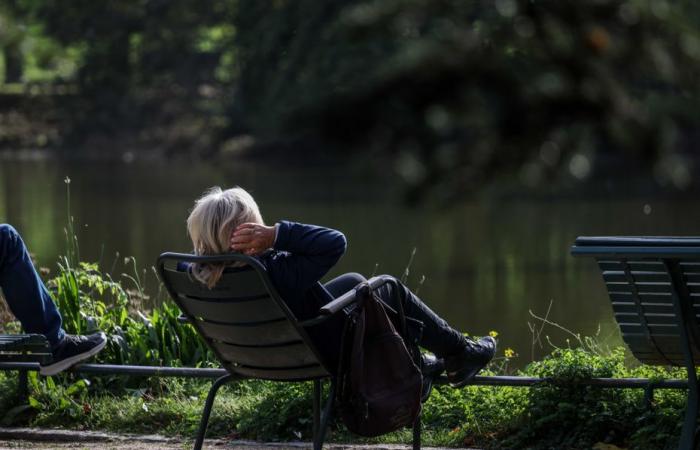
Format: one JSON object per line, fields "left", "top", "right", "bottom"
{"left": 0, "top": 224, "right": 65, "bottom": 348}
{"left": 324, "top": 272, "right": 466, "bottom": 358}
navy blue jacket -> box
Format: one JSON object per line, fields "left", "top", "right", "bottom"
{"left": 258, "top": 220, "right": 348, "bottom": 370}
{"left": 180, "top": 221, "right": 348, "bottom": 370}
{"left": 259, "top": 220, "right": 347, "bottom": 321}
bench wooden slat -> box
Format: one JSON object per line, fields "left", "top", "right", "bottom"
{"left": 0, "top": 354, "right": 52, "bottom": 363}
{"left": 612, "top": 302, "right": 675, "bottom": 315}
{"left": 213, "top": 340, "right": 319, "bottom": 368}
{"left": 0, "top": 334, "right": 48, "bottom": 346}
{"left": 683, "top": 273, "right": 700, "bottom": 283}
{"left": 599, "top": 261, "right": 667, "bottom": 271}
{"left": 195, "top": 318, "right": 304, "bottom": 346}
{"left": 231, "top": 363, "right": 327, "bottom": 381}
{"left": 605, "top": 282, "right": 673, "bottom": 294}
{"left": 603, "top": 271, "right": 671, "bottom": 283}
{"left": 619, "top": 323, "right": 680, "bottom": 335}
{"left": 162, "top": 267, "right": 269, "bottom": 299}
{"left": 176, "top": 293, "right": 286, "bottom": 324}
{"left": 610, "top": 292, "right": 674, "bottom": 304}
{"left": 615, "top": 312, "right": 679, "bottom": 325}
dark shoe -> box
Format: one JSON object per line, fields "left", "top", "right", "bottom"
{"left": 40, "top": 332, "right": 107, "bottom": 376}
{"left": 420, "top": 353, "right": 445, "bottom": 402}
{"left": 444, "top": 336, "right": 496, "bottom": 388}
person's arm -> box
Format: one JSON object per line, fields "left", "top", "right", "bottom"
{"left": 231, "top": 220, "right": 347, "bottom": 291}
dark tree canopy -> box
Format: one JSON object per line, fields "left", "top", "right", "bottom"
{"left": 231, "top": 0, "right": 700, "bottom": 199}
{"left": 2, "top": 0, "right": 700, "bottom": 198}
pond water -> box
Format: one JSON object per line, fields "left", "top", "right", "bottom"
{"left": 2, "top": 157, "right": 699, "bottom": 367}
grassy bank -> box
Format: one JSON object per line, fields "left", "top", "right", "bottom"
{"left": 0, "top": 257, "right": 690, "bottom": 449}
{"left": 0, "top": 347, "right": 690, "bottom": 449}
{"left": 0, "top": 227, "right": 691, "bottom": 449}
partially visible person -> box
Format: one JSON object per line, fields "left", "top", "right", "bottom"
{"left": 185, "top": 187, "right": 495, "bottom": 386}
{"left": 0, "top": 224, "right": 107, "bottom": 375}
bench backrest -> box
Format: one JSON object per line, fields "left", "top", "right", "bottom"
{"left": 572, "top": 237, "right": 700, "bottom": 366}
{"left": 157, "top": 252, "right": 330, "bottom": 381}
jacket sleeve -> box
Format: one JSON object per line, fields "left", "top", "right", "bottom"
{"left": 266, "top": 220, "right": 347, "bottom": 294}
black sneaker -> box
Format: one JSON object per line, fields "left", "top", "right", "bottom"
{"left": 444, "top": 336, "right": 497, "bottom": 388}
{"left": 40, "top": 332, "right": 107, "bottom": 376}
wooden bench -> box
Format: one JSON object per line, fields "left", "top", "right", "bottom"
{"left": 571, "top": 236, "right": 700, "bottom": 450}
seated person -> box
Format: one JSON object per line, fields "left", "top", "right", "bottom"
{"left": 0, "top": 224, "right": 106, "bottom": 375}
{"left": 185, "top": 187, "right": 495, "bottom": 386}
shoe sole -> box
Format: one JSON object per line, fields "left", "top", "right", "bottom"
{"left": 40, "top": 336, "right": 107, "bottom": 376}
{"left": 448, "top": 363, "right": 487, "bottom": 389}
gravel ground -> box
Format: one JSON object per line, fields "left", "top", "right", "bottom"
{"left": 0, "top": 428, "right": 471, "bottom": 450}
{"left": 0, "top": 440, "right": 188, "bottom": 449}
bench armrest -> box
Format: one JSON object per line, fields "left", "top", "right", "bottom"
{"left": 300, "top": 276, "right": 392, "bottom": 327}
{"left": 319, "top": 276, "right": 391, "bottom": 315}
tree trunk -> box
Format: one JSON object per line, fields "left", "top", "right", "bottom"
{"left": 3, "top": 43, "right": 23, "bottom": 84}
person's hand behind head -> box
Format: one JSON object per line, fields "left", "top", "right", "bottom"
{"left": 230, "top": 223, "right": 275, "bottom": 256}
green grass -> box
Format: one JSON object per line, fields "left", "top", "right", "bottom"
{"left": 0, "top": 328, "right": 691, "bottom": 449}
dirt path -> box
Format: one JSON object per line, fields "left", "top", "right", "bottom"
{"left": 0, "top": 440, "right": 187, "bottom": 449}
{"left": 0, "top": 428, "right": 471, "bottom": 450}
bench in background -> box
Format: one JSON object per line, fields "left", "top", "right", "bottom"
{"left": 572, "top": 236, "right": 700, "bottom": 450}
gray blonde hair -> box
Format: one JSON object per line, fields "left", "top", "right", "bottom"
{"left": 186, "top": 186, "right": 264, "bottom": 288}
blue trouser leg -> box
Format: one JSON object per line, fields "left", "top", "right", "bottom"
{"left": 325, "top": 272, "right": 466, "bottom": 358}
{"left": 0, "top": 224, "right": 65, "bottom": 348}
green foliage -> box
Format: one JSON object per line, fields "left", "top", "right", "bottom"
{"left": 503, "top": 349, "right": 632, "bottom": 449}
{"left": 232, "top": 0, "right": 700, "bottom": 199}
{"left": 13, "top": 0, "right": 237, "bottom": 91}
{"left": 2, "top": 342, "right": 691, "bottom": 448}
{"left": 0, "top": 2, "right": 83, "bottom": 84}
{"left": 6, "top": 0, "right": 700, "bottom": 198}
{"left": 8, "top": 253, "right": 216, "bottom": 426}
{"left": 47, "top": 258, "right": 214, "bottom": 369}
{"left": 231, "top": 381, "right": 316, "bottom": 441}
{"left": 493, "top": 348, "right": 687, "bottom": 450}
{"left": 27, "top": 372, "right": 90, "bottom": 421}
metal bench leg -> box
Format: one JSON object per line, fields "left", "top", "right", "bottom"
{"left": 412, "top": 410, "right": 422, "bottom": 450}
{"left": 676, "top": 365, "right": 699, "bottom": 450}
{"left": 17, "top": 369, "right": 29, "bottom": 402}
{"left": 666, "top": 261, "right": 700, "bottom": 450}
{"left": 680, "top": 368, "right": 699, "bottom": 450}
{"left": 194, "top": 374, "right": 234, "bottom": 450}
{"left": 313, "top": 380, "right": 321, "bottom": 441}
{"left": 313, "top": 381, "right": 335, "bottom": 450}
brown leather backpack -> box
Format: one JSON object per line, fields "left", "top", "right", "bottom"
{"left": 336, "top": 284, "right": 423, "bottom": 437}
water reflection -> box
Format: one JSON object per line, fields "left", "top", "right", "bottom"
{"left": 4, "top": 158, "right": 694, "bottom": 366}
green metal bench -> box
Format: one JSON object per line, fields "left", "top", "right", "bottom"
{"left": 572, "top": 236, "right": 700, "bottom": 450}
{"left": 0, "top": 334, "right": 52, "bottom": 364}
{"left": 157, "top": 252, "right": 441, "bottom": 450}
{"left": 0, "top": 334, "right": 52, "bottom": 398}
